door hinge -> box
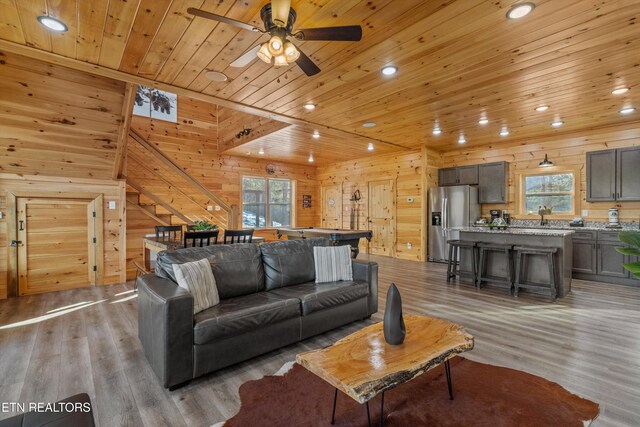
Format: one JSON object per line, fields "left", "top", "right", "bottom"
{"left": 93, "top": 265, "right": 97, "bottom": 272}
{"left": 92, "top": 237, "right": 97, "bottom": 244}
{"left": 92, "top": 211, "right": 96, "bottom": 217}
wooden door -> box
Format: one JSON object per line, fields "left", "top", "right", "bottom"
{"left": 321, "top": 184, "right": 342, "bottom": 228}
{"left": 368, "top": 180, "right": 395, "bottom": 256}
{"left": 17, "top": 198, "right": 97, "bottom": 296}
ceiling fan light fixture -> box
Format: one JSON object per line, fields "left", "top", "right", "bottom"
{"left": 273, "top": 54, "right": 288, "bottom": 67}
{"left": 268, "top": 35, "right": 284, "bottom": 56}
{"left": 257, "top": 43, "right": 273, "bottom": 63}
{"left": 506, "top": 2, "right": 535, "bottom": 20}
{"left": 283, "top": 41, "right": 300, "bottom": 62}
{"left": 37, "top": 16, "right": 68, "bottom": 32}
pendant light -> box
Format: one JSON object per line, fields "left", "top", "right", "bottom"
{"left": 267, "top": 35, "right": 284, "bottom": 56}
{"left": 257, "top": 43, "right": 272, "bottom": 63}
{"left": 539, "top": 154, "right": 554, "bottom": 167}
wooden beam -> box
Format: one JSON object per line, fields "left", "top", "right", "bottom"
{"left": 113, "top": 83, "right": 136, "bottom": 180}
{"left": 125, "top": 177, "right": 192, "bottom": 224}
{"left": 0, "top": 39, "right": 406, "bottom": 150}
{"left": 129, "top": 129, "right": 233, "bottom": 213}
{"left": 126, "top": 200, "right": 170, "bottom": 226}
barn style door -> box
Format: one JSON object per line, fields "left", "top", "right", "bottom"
{"left": 16, "top": 197, "right": 99, "bottom": 296}
{"left": 367, "top": 180, "right": 395, "bottom": 256}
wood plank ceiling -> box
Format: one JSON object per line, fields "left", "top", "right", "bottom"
{"left": 1, "top": 0, "right": 639, "bottom": 164}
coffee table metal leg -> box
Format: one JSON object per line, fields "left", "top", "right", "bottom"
{"left": 331, "top": 388, "right": 338, "bottom": 424}
{"left": 379, "top": 392, "right": 385, "bottom": 427}
{"left": 445, "top": 359, "right": 453, "bottom": 400}
{"left": 366, "top": 401, "right": 371, "bottom": 427}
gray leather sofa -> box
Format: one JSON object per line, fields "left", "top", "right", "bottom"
{"left": 137, "top": 238, "right": 378, "bottom": 389}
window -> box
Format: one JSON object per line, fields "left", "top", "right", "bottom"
{"left": 523, "top": 172, "right": 575, "bottom": 214}
{"left": 242, "top": 177, "right": 292, "bottom": 228}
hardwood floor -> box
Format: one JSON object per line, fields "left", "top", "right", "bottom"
{"left": 0, "top": 256, "right": 638, "bottom": 427}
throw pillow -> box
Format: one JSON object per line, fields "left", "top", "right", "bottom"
{"left": 313, "top": 245, "right": 353, "bottom": 283}
{"left": 172, "top": 258, "right": 220, "bottom": 314}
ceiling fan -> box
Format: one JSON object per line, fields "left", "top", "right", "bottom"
{"left": 187, "top": 0, "right": 362, "bottom": 77}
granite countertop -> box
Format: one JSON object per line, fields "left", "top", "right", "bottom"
{"left": 457, "top": 227, "right": 575, "bottom": 237}
{"left": 506, "top": 225, "right": 637, "bottom": 231}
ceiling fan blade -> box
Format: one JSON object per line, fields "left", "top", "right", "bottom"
{"left": 295, "top": 26, "right": 362, "bottom": 41}
{"left": 271, "top": 0, "right": 292, "bottom": 27}
{"left": 187, "top": 7, "right": 257, "bottom": 32}
{"left": 230, "top": 45, "right": 261, "bottom": 67}
{"left": 295, "top": 48, "right": 321, "bottom": 77}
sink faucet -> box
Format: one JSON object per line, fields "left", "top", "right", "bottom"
{"left": 538, "top": 206, "right": 551, "bottom": 226}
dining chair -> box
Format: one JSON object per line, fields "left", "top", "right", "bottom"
{"left": 155, "top": 225, "right": 183, "bottom": 242}
{"left": 223, "top": 229, "right": 254, "bottom": 244}
{"left": 184, "top": 230, "right": 219, "bottom": 247}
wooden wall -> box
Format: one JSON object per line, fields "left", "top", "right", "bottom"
{"left": 317, "top": 149, "right": 441, "bottom": 262}
{"left": 442, "top": 123, "right": 640, "bottom": 223}
{"left": 125, "top": 96, "right": 319, "bottom": 279}
{"left": 0, "top": 51, "right": 127, "bottom": 180}
{"left": 0, "top": 176, "right": 126, "bottom": 299}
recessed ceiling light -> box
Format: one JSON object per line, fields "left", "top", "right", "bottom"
{"left": 362, "top": 122, "right": 377, "bottom": 128}
{"left": 37, "top": 16, "right": 68, "bottom": 32}
{"left": 612, "top": 87, "right": 629, "bottom": 95}
{"left": 381, "top": 65, "right": 398, "bottom": 76}
{"left": 304, "top": 103, "right": 316, "bottom": 110}
{"left": 535, "top": 105, "right": 549, "bottom": 112}
{"left": 367, "top": 143, "right": 374, "bottom": 151}
{"left": 458, "top": 133, "right": 466, "bottom": 144}
{"left": 506, "top": 2, "right": 535, "bottom": 20}
{"left": 258, "top": 148, "right": 264, "bottom": 155}
{"left": 312, "top": 131, "right": 320, "bottom": 139}
{"left": 205, "top": 70, "right": 228, "bottom": 82}
{"left": 620, "top": 107, "right": 636, "bottom": 115}
{"left": 478, "top": 118, "right": 489, "bottom": 125}
{"left": 499, "top": 125, "right": 510, "bottom": 137}
{"left": 551, "top": 120, "right": 564, "bottom": 128}
{"left": 308, "top": 154, "right": 314, "bottom": 163}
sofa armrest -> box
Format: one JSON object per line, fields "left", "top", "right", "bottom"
{"left": 137, "top": 274, "right": 194, "bottom": 389}
{"left": 352, "top": 260, "right": 378, "bottom": 315}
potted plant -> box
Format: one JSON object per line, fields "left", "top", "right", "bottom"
{"left": 616, "top": 231, "right": 640, "bottom": 279}
{"left": 192, "top": 220, "right": 218, "bottom": 231}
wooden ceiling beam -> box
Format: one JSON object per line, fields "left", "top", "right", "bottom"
{"left": 0, "top": 39, "right": 406, "bottom": 151}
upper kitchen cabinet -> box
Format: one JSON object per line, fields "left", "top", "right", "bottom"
{"left": 438, "top": 165, "right": 478, "bottom": 186}
{"left": 586, "top": 146, "right": 640, "bottom": 202}
{"left": 478, "top": 162, "right": 508, "bottom": 204}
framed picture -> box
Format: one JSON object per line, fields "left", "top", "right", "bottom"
{"left": 132, "top": 86, "right": 178, "bottom": 123}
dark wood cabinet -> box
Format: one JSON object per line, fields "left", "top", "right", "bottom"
{"left": 572, "top": 240, "right": 597, "bottom": 275}
{"left": 597, "top": 242, "right": 629, "bottom": 278}
{"left": 478, "top": 162, "right": 508, "bottom": 204}
{"left": 438, "top": 165, "right": 478, "bottom": 186}
{"left": 616, "top": 146, "right": 640, "bottom": 201}
{"left": 586, "top": 146, "right": 640, "bottom": 202}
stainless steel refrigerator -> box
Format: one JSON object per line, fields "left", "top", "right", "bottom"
{"left": 428, "top": 186, "right": 480, "bottom": 262}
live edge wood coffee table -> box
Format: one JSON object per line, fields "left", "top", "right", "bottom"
{"left": 297, "top": 315, "right": 474, "bottom": 426}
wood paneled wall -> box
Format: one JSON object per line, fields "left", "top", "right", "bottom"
{"left": 317, "top": 149, "right": 441, "bottom": 261}
{"left": 125, "top": 96, "right": 319, "bottom": 279}
{"left": 442, "top": 123, "right": 640, "bottom": 223}
{"left": 0, "top": 176, "right": 126, "bottom": 299}
{"left": 0, "top": 51, "right": 127, "bottom": 180}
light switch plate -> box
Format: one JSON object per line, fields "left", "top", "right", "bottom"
{"left": 581, "top": 210, "right": 589, "bottom": 217}
{"left": 108, "top": 201, "right": 116, "bottom": 209}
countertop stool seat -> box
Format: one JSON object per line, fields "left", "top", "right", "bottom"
{"left": 513, "top": 246, "right": 558, "bottom": 300}
{"left": 477, "top": 242, "right": 514, "bottom": 292}
{"left": 446, "top": 240, "right": 477, "bottom": 286}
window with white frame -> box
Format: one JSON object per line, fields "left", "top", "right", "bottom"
{"left": 242, "top": 177, "right": 292, "bottom": 228}
{"left": 522, "top": 172, "right": 575, "bottom": 214}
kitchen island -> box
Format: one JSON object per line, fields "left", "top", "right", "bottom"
{"left": 456, "top": 227, "right": 574, "bottom": 297}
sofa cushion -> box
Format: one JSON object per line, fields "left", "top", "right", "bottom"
{"left": 260, "top": 238, "right": 329, "bottom": 290}
{"left": 314, "top": 245, "right": 353, "bottom": 283}
{"left": 172, "top": 258, "right": 219, "bottom": 314}
{"left": 269, "top": 280, "right": 369, "bottom": 316}
{"left": 155, "top": 243, "right": 264, "bottom": 299}
{"left": 193, "top": 292, "right": 300, "bottom": 344}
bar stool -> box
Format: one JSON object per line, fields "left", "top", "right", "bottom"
{"left": 446, "top": 240, "right": 477, "bottom": 285}
{"left": 513, "top": 246, "right": 558, "bottom": 300}
{"left": 477, "top": 243, "right": 514, "bottom": 292}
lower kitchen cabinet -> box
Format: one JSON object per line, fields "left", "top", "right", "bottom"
{"left": 572, "top": 230, "right": 639, "bottom": 285}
